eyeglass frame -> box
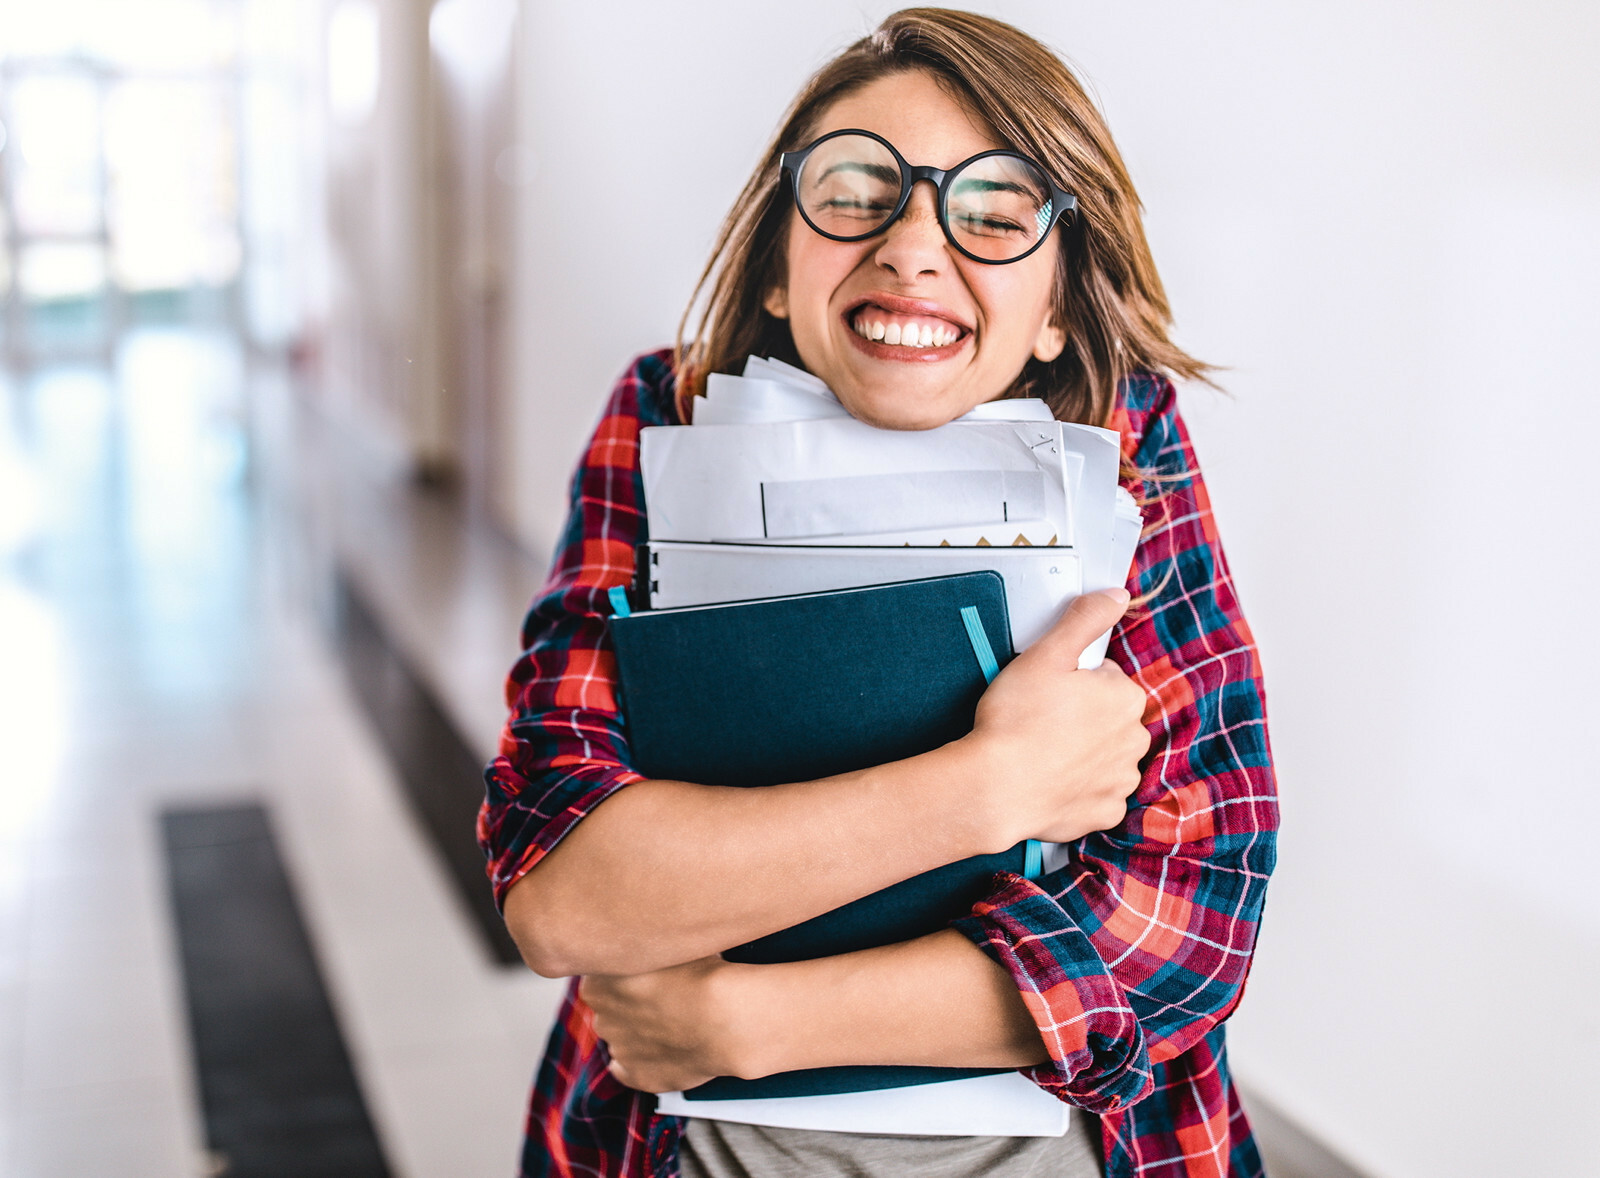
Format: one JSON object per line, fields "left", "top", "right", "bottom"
{"left": 778, "top": 128, "right": 1078, "bottom": 266}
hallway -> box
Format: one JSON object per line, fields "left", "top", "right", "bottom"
{"left": 1, "top": 3, "right": 1596, "bottom": 1175}
{"left": 0, "top": 327, "right": 565, "bottom": 1175}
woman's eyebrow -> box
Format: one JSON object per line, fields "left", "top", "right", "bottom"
{"left": 950, "top": 177, "right": 1038, "bottom": 199}
{"left": 813, "top": 161, "right": 900, "bottom": 185}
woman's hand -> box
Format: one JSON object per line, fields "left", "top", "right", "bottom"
{"left": 582, "top": 931, "right": 1051, "bottom": 1088}
{"left": 958, "top": 588, "right": 1151, "bottom": 846}
{"left": 580, "top": 958, "right": 758, "bottom": 1093}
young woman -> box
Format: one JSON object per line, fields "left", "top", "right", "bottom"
{"left": 480, "top": 10, "right": 1278, "bottom": 1177}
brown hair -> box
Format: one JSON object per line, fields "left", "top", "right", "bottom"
{"left": 674, "top": 8, "right": 1209, "bottom": 428}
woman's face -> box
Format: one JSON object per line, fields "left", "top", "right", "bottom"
{"left": 765, "top": 70, "right": 1065, "bottom": 431}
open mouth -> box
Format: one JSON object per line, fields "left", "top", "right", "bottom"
{"left": 846, "top": 301, "right": 969, "bottom": 351}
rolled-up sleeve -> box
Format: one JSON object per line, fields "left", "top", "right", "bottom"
{"left": 952, "top": 374, "right": 1278, "bottom": 1115}
{"left": 477, "top": 352, "right": 678, "bottom": 908}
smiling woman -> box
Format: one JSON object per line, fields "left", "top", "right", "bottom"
{"left": 481, "top": 9, "right": 1276, "bottom": 1178}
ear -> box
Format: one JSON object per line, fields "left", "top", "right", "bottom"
{"left": 763, "top": 284, "right": 789, "bottom": 320}
{"left": 1032, "top": 317, "right": 1066, "bottom": 363}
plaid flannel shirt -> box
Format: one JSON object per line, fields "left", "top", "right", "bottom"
{"left": 480, "top": 350, "right": 1279, "bottom": 1178}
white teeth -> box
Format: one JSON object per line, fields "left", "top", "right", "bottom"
{"left": 853, "top": 315, "right": 959, "bottom": 347}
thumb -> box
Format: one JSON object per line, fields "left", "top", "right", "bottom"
{"left": 1033, "top": 589, "right": 1131, "bottom": 667}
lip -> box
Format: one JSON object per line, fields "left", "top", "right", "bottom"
{"left": 841, "top": 292, "right": 973, "bottom": 362}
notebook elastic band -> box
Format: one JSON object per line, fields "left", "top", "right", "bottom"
{"left": 959, "top": 606, "right": 1000, "bottom": 684}
{"left": 607, "top": 585, "right": 632, "bottom": 617}
{"left": 960, "top": 605, "right": 1043, "bottom": 880}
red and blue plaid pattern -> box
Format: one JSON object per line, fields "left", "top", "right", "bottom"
{"left": 479, "top": 350, "right": 1279, "bottom": 1177}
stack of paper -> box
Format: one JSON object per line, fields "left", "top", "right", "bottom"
{"left": 644, "top": 356, "right": 1141, "bottom": 1136}
{"left": 641, "top": 354, "right": 1142, "bottom": 661}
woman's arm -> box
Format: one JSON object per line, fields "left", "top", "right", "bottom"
{"left": 577, "top": 376, "right": 1277, "bottom": 1118}
{"left": 940, "top": 375, "right": 1279, "bottom": 1114}
{"left": 581, "top": 929, "right": 1044, "bottom": 1093}
{"left": 505, "top": 589, "right": 1148, "bottom": 977}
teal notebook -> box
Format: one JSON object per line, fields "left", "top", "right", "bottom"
{"left": 609, "top": 571, "right": 1029, "bottom": 1101}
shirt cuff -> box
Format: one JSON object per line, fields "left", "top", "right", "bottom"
{"left": 483, "top": 761, "right": 644, "bottom": 909}
{"left": 951, "top": 871, "right": 1153, "bottom": 1114}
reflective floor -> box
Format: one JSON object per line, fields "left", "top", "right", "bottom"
{"left": 0, "top": 328, "right": 565, "bottom": 1177}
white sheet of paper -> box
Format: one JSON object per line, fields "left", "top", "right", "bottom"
{"left": 961, "top": 398, "right": 1056, "bottom": 422}
{"left": 764, "top": 519, "right": 1063, "bottom": 547}
{"left": 655, "top": 1071, "right": 1071, "bottom": 1137}
{"left": 682, "top": 367, "right": 1084, "bottom": 541}
{"left": 641, "top": 417, "right": 1073, "bottom": 544}
{"left": 760, "top": 468, "right": 1052, "bottom": 539}
{"left": 741, "top": 354, "right": 835, "bottom": 397}
{"left": 1110, "top": 487, "right": 1143, "bottom": 589}
{"left": 1057, "top": 422, "right": 1122, "bottom": 590}
{"left": 643, "top": 541, "right": 1083, "bottom": 650}
{"left": 694, "top": 373, "right": 846, "bottom": 425}
{"left": 722, "top": 356, "right": 1056, "bottom": 424}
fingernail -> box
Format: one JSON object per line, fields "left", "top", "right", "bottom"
{"left": 1107, "top": 588, "right": 1131, "bottom": 607}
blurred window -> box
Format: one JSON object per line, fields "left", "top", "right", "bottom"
{"left": 105, "top": 78, "right": 241, "bottom": 293}
{"left": 8, "top": 73, "right": 102, "bottom": 237}
{"left": 1, "top": 0, "right": 305, "bottom": 360}
{"left": 327, "top": 0, "right": 379, "bottom": 128}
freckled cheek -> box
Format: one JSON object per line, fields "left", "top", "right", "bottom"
{"left": 785, "top": 233, "right": 876, "bottom": 332}
{"left": 974, "top": 274, "right": 1053, "bottom": 357}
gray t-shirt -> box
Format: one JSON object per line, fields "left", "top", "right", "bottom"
{"left": 679, "top": 1109, "right": 1104, "bottom": 1178}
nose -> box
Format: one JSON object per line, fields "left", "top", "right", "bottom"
{"left": 872, "top": 180, "right": 947, "bottom": 280}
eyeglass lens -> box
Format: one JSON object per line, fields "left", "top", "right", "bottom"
{"left": 795, "top": 133, "right": 1056, "bottom": 262}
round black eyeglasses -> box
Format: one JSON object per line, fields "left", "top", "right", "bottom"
{"left": 780, "top": 128, "right": 1077, "bottom": 265}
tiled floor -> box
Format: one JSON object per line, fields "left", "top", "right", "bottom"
{"left": 0, "top": 329, "right": 565, "bottom": 1177}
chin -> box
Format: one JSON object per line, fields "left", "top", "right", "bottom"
{"left": 841, "top": 396, "right": 960, "bottom": 431}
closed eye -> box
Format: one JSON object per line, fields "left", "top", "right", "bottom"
{"left": 950, "top": 211, "right": 1027, "bottom": 236}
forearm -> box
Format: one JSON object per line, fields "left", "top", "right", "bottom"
{"left": 731, "top": 928, "right": 1049, "bottom": 1077}
{"left": 504, "top": 743, "right": 1008, "bottom": 978}
{"left": 505, "top": 591, "right": 1144, "bottom": 979}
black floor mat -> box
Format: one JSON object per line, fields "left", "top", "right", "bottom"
{"left": 163, "top": 803, "right": 392, "bottom": 1178}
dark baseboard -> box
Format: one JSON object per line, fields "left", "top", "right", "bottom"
{"left": 329, "top": 571, "right": 524, "bottom": 966}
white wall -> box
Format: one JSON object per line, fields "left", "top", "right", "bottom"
{"left": 505, "top": 5, "right": 1600, "bottom": 1175}
{"left": 320, "top": 0, "right": 451, "bottom": 472}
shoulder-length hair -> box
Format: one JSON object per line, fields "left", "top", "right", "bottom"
{"left": 675, "top": 7, "right": 1209, "bottom": 428}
